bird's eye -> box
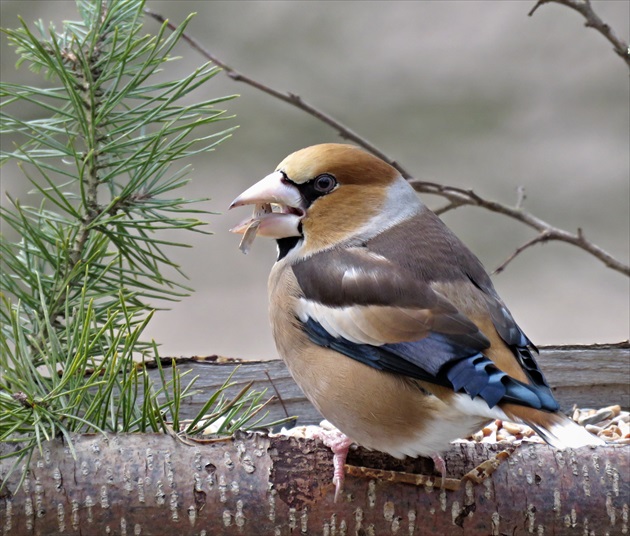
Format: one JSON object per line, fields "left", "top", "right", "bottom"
{"left": 313, "top": 174, "right": 336, "bottom": 193}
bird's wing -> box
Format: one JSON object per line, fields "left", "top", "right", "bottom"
{"left": 291, "top": 246, "right": 558, "bottom": 411}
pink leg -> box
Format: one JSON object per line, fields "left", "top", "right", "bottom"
{"left": 314, "top": 428, "right": 354, "bottom": 501}
{"left": 431, "top": 453, "right": 447, "bottom": 482}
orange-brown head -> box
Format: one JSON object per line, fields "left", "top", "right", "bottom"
{"left": 230, "top": 143, "right": 421, "bottom": 256}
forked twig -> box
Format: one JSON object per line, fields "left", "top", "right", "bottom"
{"left": 144, "top": 7, "right": 629, "bottom": 278}
{"left": 529, "top": 0, "right": 630, "bottom": 69}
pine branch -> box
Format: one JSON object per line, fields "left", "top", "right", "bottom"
{"left": 1, "top": 0, "right": 236, "bottom": 352}
{"left": 1, "top": 0, "right": 281, "bottom": 481}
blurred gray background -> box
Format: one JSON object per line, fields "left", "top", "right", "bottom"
{"left": 1, "top": 1, "right": 628, "bottom": 359}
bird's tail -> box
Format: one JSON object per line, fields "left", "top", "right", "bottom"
{"left": 503, "top": 404, "right": 605, "bottom": 449}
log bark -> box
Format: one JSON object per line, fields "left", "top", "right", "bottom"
{"left": 0, "top": 434, "right": 628, "bottom": 535}
{"left": 1, "top": 344, "right": 628, "bottom": 535}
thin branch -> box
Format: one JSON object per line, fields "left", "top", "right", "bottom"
{"left": 433, "top": 199, "right": 468, "bottom": 216}
{"left": 493, "top": 232, "right": 553, "bottom": 275}
{"left": 412, "top": 181, "right": 630, "bottom": 276}
{"left": 515, "top": 185, "right": 527, "bottom": 210}
{"left": 144, "top": 9, "right": 630, "bottom": 278}
{"left": 143, "top": 9, "right": 414, "bottom": 180}
{"left": 529, "top": 0, "right": 630, "bottom": 69}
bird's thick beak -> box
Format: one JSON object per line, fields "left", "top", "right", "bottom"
{"left": 229, "top": 170, "right": 304, "bottom": 239}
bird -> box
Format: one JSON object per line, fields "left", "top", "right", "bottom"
{"left": 229, "top": 143, "right": 604, "bottom": 500}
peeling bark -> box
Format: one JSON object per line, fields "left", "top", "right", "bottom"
{"left": 1, "top": 434, "right": 628, "bottom": 535}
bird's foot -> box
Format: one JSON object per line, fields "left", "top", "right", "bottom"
{"left": 312, "top": 423, "right": 354, "bottom": 502}
{"left": 431, "top": 453, "right": 447, "bottom": 485}
{"left": 310, "top": 425, "right": 513, "bottom": 499}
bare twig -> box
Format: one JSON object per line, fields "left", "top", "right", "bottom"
{"left": 412, "top": 181, "right": 630, "bottom": 276}
{"left": 143, "top": 9, "right": 414, "bottom": 180}
{"left": 493, "top": 232, "right": 553, "bottom": 275}
{"left": 433, "top": 199, "right": 468, "bottom": 216}
{"left": 529, "top": 0, "right": 630, "bottom": 69}
{"left": 144, "top": 8, "right": 630, "bottom": 278}
{"left": 515, "top": 186, "right": 527, "bottom": 210}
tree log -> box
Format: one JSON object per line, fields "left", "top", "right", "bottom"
{"left": 2, "top": 344, "right": 628, "bottom": 534}
{"left": 0, "top": 434, "right": 628, "bottom": 535}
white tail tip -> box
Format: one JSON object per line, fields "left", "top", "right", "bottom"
{"left": 530, "top": 413, "right": 606, "bottom": 449}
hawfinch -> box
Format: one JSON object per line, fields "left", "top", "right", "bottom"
{"left": 230, "top": 143, "right": 603, "bottom": 497}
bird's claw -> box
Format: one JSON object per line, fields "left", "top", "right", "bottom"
{"left": 312, "top": 424, "right": 354, "bottom": 502}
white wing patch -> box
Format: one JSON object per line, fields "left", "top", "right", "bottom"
{"left": 296, "top": 298, "right": 386, "bottom": 346}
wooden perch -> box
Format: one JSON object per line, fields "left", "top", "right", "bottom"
{"left": 0, "top": 433, "right": 628, "bottom": 535}
{"left": 149, "top": 343, "right": 630, "bottom": 426}
{"left": 1, "top": 344, "right": 628, "bottom": 534}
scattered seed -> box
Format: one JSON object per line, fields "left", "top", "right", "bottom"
{"left": 502, "top": 422, "right": 523, "bottom": 435}
{"left": 578, "top": 408, "right": 614, "bottom": 426}
{"left": 464, "top": 406, "right": 629, "bottom": 446}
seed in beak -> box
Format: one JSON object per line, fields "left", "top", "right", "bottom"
{"left": 237, "top": 203, "right": 272, "bottom": 254}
